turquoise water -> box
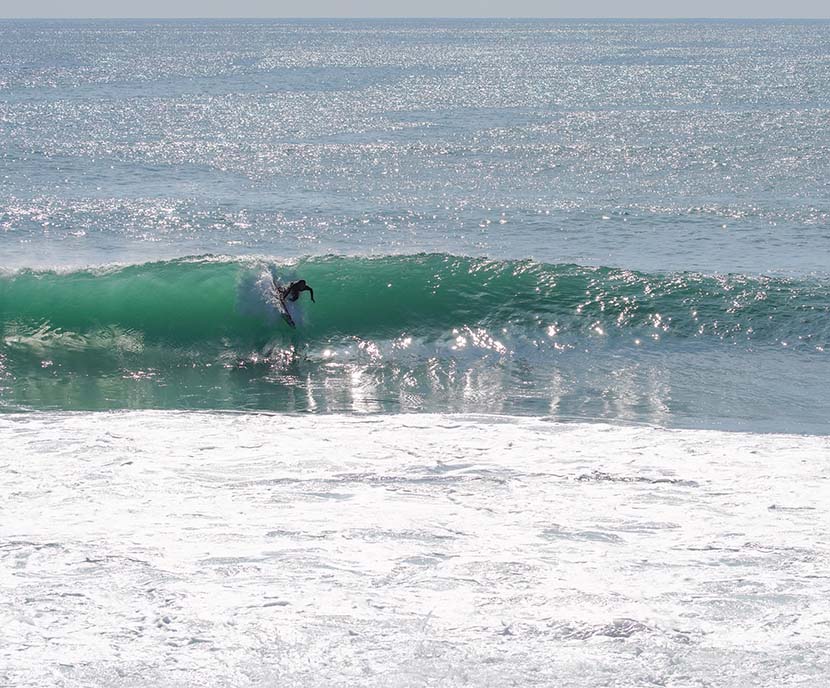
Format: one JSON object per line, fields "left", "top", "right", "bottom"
{"left": 1, "top": 19, "right": 829, "bottom": 431}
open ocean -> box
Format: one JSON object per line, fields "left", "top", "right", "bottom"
{"left": 2, "top": 19, "right": 829, "bottom": 687}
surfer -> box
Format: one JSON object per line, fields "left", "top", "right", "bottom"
{"left": 271, "top": 278, "right": 315, "bottom": 330}
{"left": 279, "top": 279, "right": 315, "bottom": 303}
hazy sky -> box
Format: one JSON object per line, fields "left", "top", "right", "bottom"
{"left": 2, "top": 1, "right": 829, "bottom": 18}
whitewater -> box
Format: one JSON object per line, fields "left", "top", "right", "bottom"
{"left": 4, "top": 413, "right": 830, "bottom": 687}
{"left": 2, "top": 18, "right": 829, "bottom": 688}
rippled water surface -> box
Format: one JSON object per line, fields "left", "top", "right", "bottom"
{"left": 2, "top": 20, "right": 830, "bottom": 270}
{"left": 2, "top": 21, "right": 829, "bottom": 429}
{"left": 2, "top": 19, "right": 829, "bottom": 430}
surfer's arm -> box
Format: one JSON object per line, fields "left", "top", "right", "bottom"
{"left": 307, "top": 287, "right": 315, "bottom": 303}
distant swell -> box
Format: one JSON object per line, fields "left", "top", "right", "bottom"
{"left": 1, "top": 254, "right": 828, "bottom": 356}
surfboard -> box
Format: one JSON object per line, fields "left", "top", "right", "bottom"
{"left": 268, "top": 275, "right": 297, "bottom": 328}
{"left": 276, "top": 294, "right": 296, "bottom": 328}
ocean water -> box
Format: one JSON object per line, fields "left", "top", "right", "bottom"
{"left": 2, "top": 19, "right": 829, "bottom": 687}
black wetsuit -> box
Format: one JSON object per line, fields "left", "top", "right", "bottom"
{"left": 281, "top": 279, "right": 315, "bottom": 303}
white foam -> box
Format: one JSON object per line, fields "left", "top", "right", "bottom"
{"left": 2, "top": 412, "right": 828, "bottom": 686}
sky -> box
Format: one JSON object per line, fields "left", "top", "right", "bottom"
{"left": 1, "top": 0, "right": 829, "bottom": 18}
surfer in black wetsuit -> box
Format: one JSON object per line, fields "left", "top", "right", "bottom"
{"left": 280, "top": 279, "right": 315, "bottom": 303}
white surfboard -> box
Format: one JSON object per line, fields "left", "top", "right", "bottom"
{"left": 268, "top": 280, "right": 297, "bottom": 329}
{"left": 275, "top": 292, "right": 296, "bottom": 328}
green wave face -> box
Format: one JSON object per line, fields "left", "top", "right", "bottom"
{"left": 2, "top": 253, "right": 827, "bottom": 348}
{"left": 0, "top": 254, "right": 580, "bottom": 346}
{"left": 1, "top": 257, "right": 269, "bottom": 347}
{"left": 1, "top": 254, "right": 828, "bottom": 415}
